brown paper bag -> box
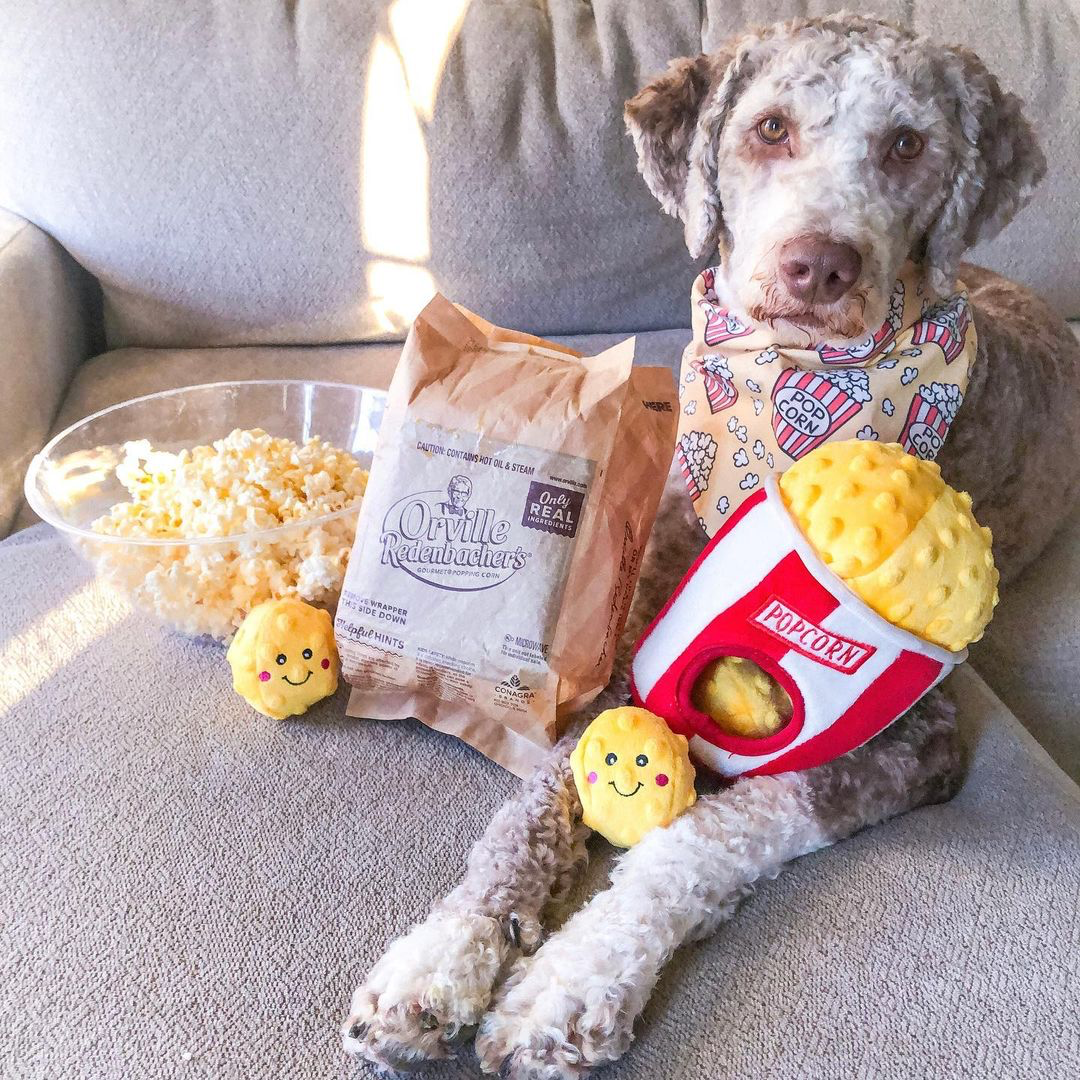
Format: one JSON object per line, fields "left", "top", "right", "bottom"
{"left": 336, "top": 295, "right": 676, "bottom": 776}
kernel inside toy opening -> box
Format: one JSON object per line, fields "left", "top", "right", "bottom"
{"left": 692, "top": 656, "right": 791, "bottom": 738}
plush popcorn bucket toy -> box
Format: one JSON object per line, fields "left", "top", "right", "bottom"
{"left": 630, "top": 440, "right": 998, "bottom": 779}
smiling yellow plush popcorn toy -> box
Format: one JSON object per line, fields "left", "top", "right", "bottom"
{"left": 226, "top": 598, "right": 339, "bottom": 719}
{"left": 571, "top": 707, "right": 697, "bottom": 847}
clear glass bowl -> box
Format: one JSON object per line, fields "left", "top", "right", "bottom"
{"left": 24, "top": 380, "right": 386, "bottom": 640}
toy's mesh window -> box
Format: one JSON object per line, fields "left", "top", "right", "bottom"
{"left": 692, "top": 657, "right": 793, "bottom": 739}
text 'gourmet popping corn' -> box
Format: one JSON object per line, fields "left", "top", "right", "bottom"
{"left": 88, "top": 429, "right": 368, "bottom": 640}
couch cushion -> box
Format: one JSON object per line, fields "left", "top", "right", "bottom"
{"left": 974, "top": 501, "right": 1080, "bottom": 783}
{"left": 0, "top": 211, "right": 94, "bottom": 536}
{"left": 46, "top": 331, "right": 693, "bottom": 432}
{"left": 1, "top": 523, "right": 1077, "bottom": 1079}
{"left": 0, "top": 0, "right": 702, "bottom": 348}
{"left": 1, "top": 2, "right": 1077, "bottom": 349}
{"left": 11, "top": 331, "right": 691, "bottom": 533}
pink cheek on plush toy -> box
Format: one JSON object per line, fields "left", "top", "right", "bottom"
{"left": 655, "top": 774, "right": 669, "bottom": 787}
{"left": 259, "top": 671, "right": 271, "bottom": 682}
{"left": 587, "top": 772, "right": 597, "bottom": 784}
{"left": 321, "top": 658, "right": 330, "bottom": 669}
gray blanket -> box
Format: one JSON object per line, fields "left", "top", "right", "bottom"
{"left": 2, "top": 525, "right": 1078, "bottom": 1079}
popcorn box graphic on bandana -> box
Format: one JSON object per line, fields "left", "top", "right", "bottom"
{"left": 629, "top": 478, "right": 963, "bottom": 778}
{"left": 691, "top": 356, "right": 738, "bottom": 413}
{"left": 704, "top": 311, "right": 755, "bottom": 347}
{"left": 771, "top": 367, "right": 871, "bottom": 461}
{"left": 817, "top": 280, "right": 905, "bottom": 363}
{"left": 677, "top": 431, "right": 717, "bottom": 501}
{"left": 679, "top": 261, "right": 978, "bottom": 536}
{"left": 900, "top": 382, "right": 963, "bottom": 460}
{"left": 698, "top": 268, "right": 756, "bottom": 347}
{"left": 910, "top": 295, "right": 972, "bottom": 363}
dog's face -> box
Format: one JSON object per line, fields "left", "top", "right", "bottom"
{"left": 626, "top": 15, "right": 1045, "bottom": 347}
{"left": 706, "top": 44, "right": 956, "bottom": 343}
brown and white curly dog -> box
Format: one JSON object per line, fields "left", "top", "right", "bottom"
{"left": 344, "top": 14, "right": 1080, "bottom": 1078}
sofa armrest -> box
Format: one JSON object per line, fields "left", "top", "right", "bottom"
{"left": 0, "top": 209, "right": 97, "bottom": 537}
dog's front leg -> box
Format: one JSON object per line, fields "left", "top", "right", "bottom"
{"left": 342, "top": 473, "right": 701, "bottom": 1071}
{"left": 476, "top": 691, "right": 964, "bottom": 1079}
{"left": 342, "top": 730, "right": 589, "bottom": 1071}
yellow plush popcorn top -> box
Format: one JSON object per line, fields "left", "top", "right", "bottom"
{"left": 227, "top": 597, "right": 339, "bottom": 719}
{"left": 571, "top": 707, "right": 696, "bottom": 848}
{"left": 778, "top": 441, "right": 998, "bottom": 651}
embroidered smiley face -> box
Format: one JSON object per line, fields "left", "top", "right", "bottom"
{"left": 227, "top": 598, "right": 339, "bottom": 719}
{"left": 570, "top": 707, "right": 696, "bottom": 848}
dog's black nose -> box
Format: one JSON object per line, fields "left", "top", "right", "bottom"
{"left": 779, "top": 236, "right": 862, "bottom": 305}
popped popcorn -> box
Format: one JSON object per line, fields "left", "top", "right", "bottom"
{"left": 87, "top": 429, "right": 368, "bottom": 640}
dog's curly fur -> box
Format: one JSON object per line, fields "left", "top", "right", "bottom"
{"left": 344, "top": 14, "right": 1080, "bottom": 1077}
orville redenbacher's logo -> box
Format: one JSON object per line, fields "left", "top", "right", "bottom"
{"left": 379, "top": 474, "right": 531, "bottom": 592}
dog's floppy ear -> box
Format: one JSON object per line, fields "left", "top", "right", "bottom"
{"left": 924, "top": 46, "right": 1045, "bottom": 292}
{"left": 624, "top": 55, "right": 717, "bottom": 220}
{"left": 625, "top": 44, "right": 752, "bottom": 259}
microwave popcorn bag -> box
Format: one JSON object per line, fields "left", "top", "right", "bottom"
{"left": 336, "top": 295, "right": 677, "bottom": 776}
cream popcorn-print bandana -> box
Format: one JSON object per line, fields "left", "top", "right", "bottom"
{"left": 677, "top": 260, "right": 977, "bottom": 537}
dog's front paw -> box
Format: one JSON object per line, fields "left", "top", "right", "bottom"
{"left": 342, "top": 910, "right": 511, "bottom": 1071}
{"left": 475, "top": 919, "right": 646, "bottom": 1079}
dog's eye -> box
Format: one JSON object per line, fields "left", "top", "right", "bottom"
{"left": 756, "top": 116, "right": 789, "bottom": 145}
{"left": 276, "top": 653, "right": 287, "bottom": 665}
{"left": 302, "top": 648, "right": 312, "bottom": 660}
{"left": 890, "top": 128, "right": 924, "bottom": 161}
{"left": 605, "top": 753, "right": 617, "bottom": 766}
{"left": 635, "top": 754, "right": 649, "bottom": 767}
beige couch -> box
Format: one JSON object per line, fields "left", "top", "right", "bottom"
{"left": 2, "top": 3, "right": 1078, "bottom": 1078}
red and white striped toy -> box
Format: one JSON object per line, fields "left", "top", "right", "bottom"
{"left": 630, "top": 477, "right": 963, "bottom": 779}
